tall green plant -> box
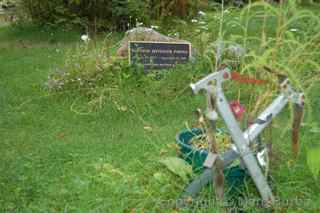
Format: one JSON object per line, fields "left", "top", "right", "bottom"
{"left": 211, "top": 1, "right": 320, "bottom": 116}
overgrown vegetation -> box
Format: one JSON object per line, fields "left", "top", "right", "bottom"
{"left": 19, "top": 0, "right": 203, "bottom": 31}
{"left": 48, "top": 1, "right": 320, "bottom": 121}
{"left": 16, "top": 0, "right": 320, "bottom": 31}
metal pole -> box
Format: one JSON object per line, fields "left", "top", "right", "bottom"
{"left": 215, "top": 86, "right": 275, "bottom": 205}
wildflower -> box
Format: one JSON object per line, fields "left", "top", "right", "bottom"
{"left": 81, "top": 34, "right": 90, "bottom": 43}
{"left": 198, "top": 11, "right": 206, "bottom": 16}
{"left": 191, "top": 19, "right": 198, "bottom": 23}
{"left": 151, "top": 25, "right": 159, "bottom": 30}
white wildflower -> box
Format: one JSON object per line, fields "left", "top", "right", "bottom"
{"left": 191, "top": 19, "right": 198, "bottom": 23}
{"left": 81, "top": 34, "right": 90, "bottom": 43}
{"left": 198, "top": 11, "right": 206, "bottom": 16}
{"left": 151, "top": 25, "right": 159, "bottom": 29}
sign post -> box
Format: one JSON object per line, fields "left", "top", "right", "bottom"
{"left": 129, "top": 41, "right": 191, "bottom": 71}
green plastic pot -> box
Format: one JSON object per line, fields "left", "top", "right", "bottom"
{"left": 176, "top": 128, "right": 224, "bottom": 172}
{"left": 176, "top": 128, "right": 248, "bottom": 196}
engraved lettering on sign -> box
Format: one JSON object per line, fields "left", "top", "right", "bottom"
{"left": 129, "top": 41, "right": 191, "bottom": 71}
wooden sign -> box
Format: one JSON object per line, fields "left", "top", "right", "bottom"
{"left": 129, "top": 41, "right": 191, "bottom": 70}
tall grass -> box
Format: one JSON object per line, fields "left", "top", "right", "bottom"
{"left": 203, "top": 1, "right": 320, "bottom": 131}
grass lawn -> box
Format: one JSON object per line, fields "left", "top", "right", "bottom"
{"left": 1, "top": 6, "right": 320, "bottom": 212}
{"left": 0, "top": 25, "right": 203, "bottom": 212}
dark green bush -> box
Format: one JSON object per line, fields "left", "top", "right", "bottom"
{"left": 20, "top": 0, "right": 201, "bottom": 31}
{"left": 20, "top": 0, "right": 148, "bottom": 31}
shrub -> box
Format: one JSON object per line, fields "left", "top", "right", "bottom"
{"left": 19, "top": 0, "right": 201, "bottom": 31}
{"left": 20, "top": 0, "right": 148, "bottom": 31}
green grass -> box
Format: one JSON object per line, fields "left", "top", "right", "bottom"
{"left": 1, "top": 5, "right": 320, "bottom": 212}
{"left": 0, "top": 25, "right": 202, "bottom": 212}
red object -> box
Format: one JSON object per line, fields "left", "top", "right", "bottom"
{"left": 230, "top": 100, "right": 246, "bottom": 120}
{"left": 223, "top": 72, "right": 230, "bottom": 79}
{"left": 231, "top": 71, "right": 267, "bottom": 85}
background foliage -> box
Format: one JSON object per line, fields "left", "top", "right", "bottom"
{"left": 17, "top": 0, "right": 320, "bottom": 31}
{"left": 20, "top": 0, "right": 202, "bottom": 31}
{"left": 20, "top": 0, "right": 145, "bottom": 31}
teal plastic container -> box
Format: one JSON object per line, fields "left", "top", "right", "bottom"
{"left": 176, "top": 128, "right": 224, "bottom": 172}
{"left": 176, "top": 128, "right": 248, "bottom": 195}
